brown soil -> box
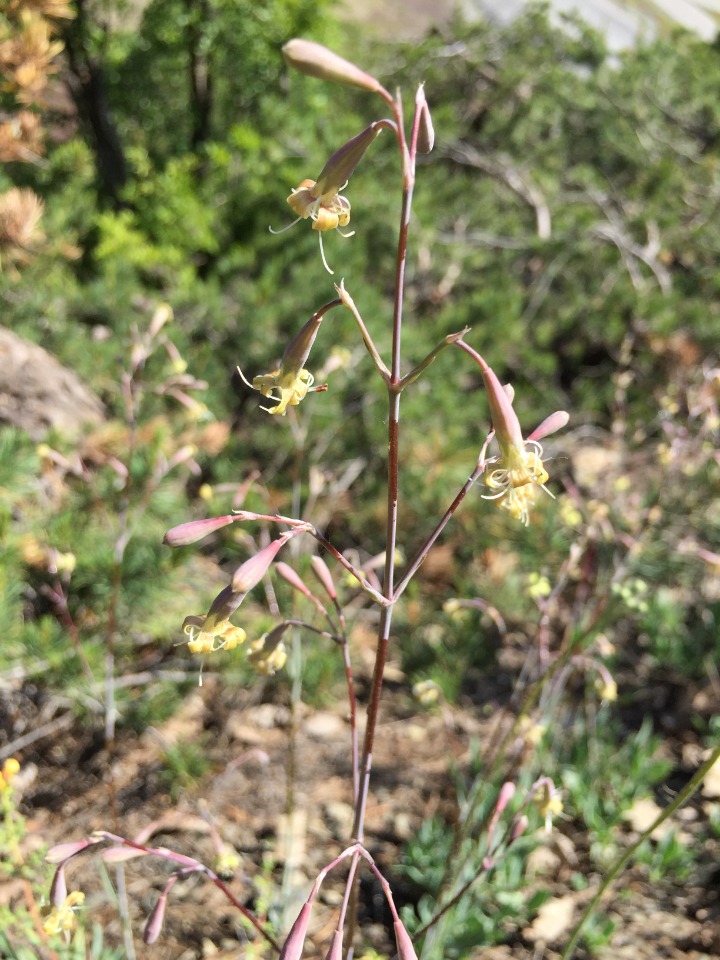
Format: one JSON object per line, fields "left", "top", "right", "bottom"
{"left": 4, "top": 663, "right": 720, "bottom": 959}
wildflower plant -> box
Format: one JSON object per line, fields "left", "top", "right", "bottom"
{"left": 42, "top": 35, "right": 720, "bottom": 960}
{"left": 42, "top": 36, "right": 570, "bottom": 954}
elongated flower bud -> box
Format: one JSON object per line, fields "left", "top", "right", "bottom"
{"left": 49, "top": 865, "right": 67, "bottom": 908}
{"left": 495, "top": 781, "right": 516, "bottom": 816}
{"left": 231, "top": 534, "right": 291, "bottom": 594}
{"left": 487, "top": 780, "right": 516, "bottom": 852}
{"left": 279, "top": 311, "right": 324, "bottom": 378}
{"left": 415, "top": 85, "right": 434, "bottom": 154}
{"left": 143, "top": 892, "right": 168, "bottom": 944}
{"left": 46, "top": 838, "right": 102, "bottom": 863}
{"left": 276, "top": 562, "right": 311, "bottom": 595}
{"left": 315, "top": 122, "right": 384, "bottom": 198}
{"left": 163, "top": 515, "right": 236, "bottom": 546}
{"left": 310, "top": 556, "right": 337, "bottom": 600}
{"left": 101, "top": 845, "right": 149, "bottom": 863}
{"left": 324, "top": 927, "right": 343, "bottom": 960}
{"left": 480, "top": 360, "right": 525, "bottom": 454}
{"left": 148, "top": 303, "right": 173, "bottom": 339}
{"left": 511, "top": 814, "right": 529, "bottom": 843}
{"left": 283, "top": 39, "right": 382, "bottom": 94}
{"left": 394, "top": 919, "right": 420, "bottom": 960}
{"left": 279, "top": 900, "right": 313, "bottom": 960}
{"left": 527, "top": 410, "right": 569, "bottom": 442}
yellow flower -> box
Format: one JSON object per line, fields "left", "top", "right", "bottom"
{"left": 534, "top": 780, "right": 563, "bottom": 833}
{"left": 482, "top": 437, "right": 552, "bottom": 526}
{"left": 247, "top": 623, "right": 290, "bottom": 675}
{"left": 287, "top": 178, "right": 352, "bottom": 233}
{"left": 182, "top": 614, "right": 247, "bottom": 654}
{"left": 248, "top": 635, "right": 288, "bottom": 675}
{"left": 456, "top": 341, "right": 568, "bottom": 526}
{"left": 215, "top": 845, "right": 241, "bottom": 880}
{"left": 272, "top": 123, "right": 383, "bottom": 273}
{"left": 527, "top": 572, "right": 552, "bottom": 600}
{"left": 240, "top": 305, "right": 333, "bottom": 416}
{"left": 0, "top": 757, "right": 20, "bottom": 791}
{"left": 42, "top": 890, "right": 85, "bottom": 936}
{"left": 252, "top": 366, "right": 315, "bottom": 416}
{"left": 281, "top": 178, "right": 352, "bottom": 273}
{"left": 594, "top": 675, "right": 618, "bottom": 702}
{"left": 412, "top": 679, "right": 441, "bottom": 706}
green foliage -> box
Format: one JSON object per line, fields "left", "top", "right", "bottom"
{"left": 160, "top": 739, "right": 213, "bottom": 799}
{"left": 635, "top": 828, "right": 696, "bottom": 884}
{"left": 0, "top": 927, "right": 125, "bottom": 960}
{"left": 558, "top": 717, "right": 673, "bottom": 865}
{"left": 400, "top": 814, "right": 547, "bottom": 959}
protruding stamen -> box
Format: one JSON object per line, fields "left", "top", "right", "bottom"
{"left": 269, "top": 217, "right": 303, "bottom": 235}
{"left": 318, "top": 232, "right": 334, "bottom": 275}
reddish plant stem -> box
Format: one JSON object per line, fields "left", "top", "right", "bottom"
{"left": 352, "top": 92, "right": 413, "bottom": 845}
{"left": 99, "top": 833, "right": 280, "bottom": 950}
{"left": 393, "top": 461, "right": 485, "bottom": 603}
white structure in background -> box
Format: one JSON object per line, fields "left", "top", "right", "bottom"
{"left": 471, "top": 0, "right": 719, "bottom": 49}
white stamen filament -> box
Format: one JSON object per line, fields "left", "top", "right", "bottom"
{"left": 319, "top": 232, "right": 334, "bottom": 275}
{"left": 269, "top": 216, "right": 303, "bottom": 235}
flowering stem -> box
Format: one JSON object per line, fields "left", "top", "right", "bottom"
{"left": 336, "top": 280, "right": 390, "bottom": 379}
{"left": 341, "top": 637, "right": 360, "bottom": 806}
{"left": 97, "top": 832, "right": 281, "bottom": 951}
{"left": 310, "top": 529, "right": 389, "bottom": 606}
{"left": 281, "top": 619, "right": 340, "bottom": 642}
{"left": 393, "top": 461, "right": 485, "bottom": 603}
{"left": 352, "top": 89, "right": 413, "bottom": 845}
{"left": 228, "top": 512, "right": 389, "bottom": 605}
{"left": 454, "top": 337, "right": 490, "bottom": 374}
{"left": 397, "top": 328, "right": 470, "bottom": 390}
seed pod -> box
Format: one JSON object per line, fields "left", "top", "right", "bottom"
{"left": 415, "top": 85, "right": 435, "bottom": 154}
{"left": 283, "top": 39, "right": 382, "bottom": 94}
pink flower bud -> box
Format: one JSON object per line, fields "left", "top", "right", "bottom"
{"left": 480, "top": 360, "right": 525, "bottom": 453}
{"left": 49, "top": 865, "right": 67, "bottom": 907}
{"left": 101, "top": 845, "right": 149, "bottom": 863}
{"left": 324, "top": 927, "right": 343, "bottom": 960}
{"left": 279, "top": 900, "right": 313, "bottom": 960}
{"left": 310, "top": 556, "right": 336, "bottom": 600}
{"left": 527, "top": 410, "right": 570, "bottom": 442}
{"left": 231, "top": 535, "right": 291, "bottom": 594}
{"left": 511, "top": 815, "right": 529, "bottom": 843}
{"left": 283, "top": 39, "right": 382, "bottom": 94}
{"left": 143, "top": 892, "right": 168, "bottom": 944}
{"left": 394, "top": 920, "right": 419, "bottom": 960}
{"left": 495, "top": 781, "right": 516, "bottom": 816}
{"left": 45, "top": 838, "right": 101, "bottom": 863}
{"left": 163, "top": 515, "right": 235, "bottom": 546}
{"left": 276, "top": 563, "right": 314, "bottom": 598}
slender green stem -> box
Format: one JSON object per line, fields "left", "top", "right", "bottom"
{"left": 560, "top": 743, "right": 720, "bottom": 960}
